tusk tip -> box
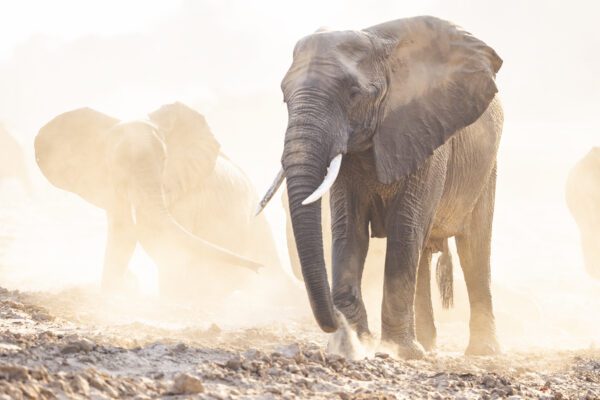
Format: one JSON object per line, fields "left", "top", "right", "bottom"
{"left": 301, "top": 197, "right": 316, "bottom": 206}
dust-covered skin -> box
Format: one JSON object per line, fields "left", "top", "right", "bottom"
{"left": 0, "top": 287, "right": 598, "bottom": 399}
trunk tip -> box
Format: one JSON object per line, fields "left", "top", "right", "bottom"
{"left": 316, "top": 312, "right": 339, "bottom": 333}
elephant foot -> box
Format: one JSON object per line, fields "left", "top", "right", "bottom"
{"left": 416, "top": 323, "right": 437, "bottom": 352}
{"left": 386, "top": 339, "right": 426, "bottom": 360}
{"left": 416, "top": 333, "right": 436, "bottom": 352}
{"left": 465, "top": 335, "right": 501, "bottom": 356}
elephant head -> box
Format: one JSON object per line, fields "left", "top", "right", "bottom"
{"left": 259, "top": 17, "right": 501, "bottom": 333}
{"left": 35, "top": 102, "right": 261, "bottom": 272}
{"left": 566, "top": 147, "right": 600, "bottom": 279}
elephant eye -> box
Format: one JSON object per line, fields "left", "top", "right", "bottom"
{"left": 368, "top": 84, "right": 380, "bottom": 96}
{"left": 349, "top": 86, "right": 362, "bottom": 100}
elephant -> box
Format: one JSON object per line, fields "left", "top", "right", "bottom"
{"left": 258, "top": 16, "right": 503, "bottom": 358}
{"left": 0, "top": 123, "right": 32, "bottom": 194}
{"left": 566, "top": 147, "right": 600, "bottom": 280}
{"left": 35, "top": 102, "right": 280, "bottom": 301}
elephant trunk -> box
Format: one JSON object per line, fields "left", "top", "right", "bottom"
{"left": 130, "top": 168, "right": 261, "bottom": 272}
{"left": 282, "top": 93, "right": 345, "bottom": 333}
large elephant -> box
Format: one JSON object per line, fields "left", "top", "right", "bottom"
{"left": 259, "top": 16, "right": 503, "bottom": 358}
{"left": 0, "top": 123, "right": 32, "bottom": 194}
{"left": 35, "top": 102, "right": 279, "bottom": 300}
{"left": 566, "top": 147, "right": 600, "bottom": 280}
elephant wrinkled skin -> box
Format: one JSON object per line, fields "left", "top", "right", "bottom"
{"left": 35, "top": 102, "right": 279, "bottom": 300}
{"left": 262, "top": 16, "right": 503, "bottom": 358}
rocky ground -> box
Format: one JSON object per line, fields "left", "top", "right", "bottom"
{"left": 0, "top": 287, "right": 597, "bottom": 399}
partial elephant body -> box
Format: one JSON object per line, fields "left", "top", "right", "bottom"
{"left": 282, "top": 189, "right": 387, "bottom": 319}
{"left": 161, "top": 154, "right": 280, "bottom": 299}
{"left": 262, "top": 16, "right": 504, "bottom": 358}
{"left": 566, "top": 147, "right": 600, "bottom": 279}
{"left": 35, "top": 103, "right": 279, "bottom": 300}
{"left": 328, "top": 97, "right": 501, "bottom": 355}
{"left": 0, "top": 124, "right": 32, "bottom": 194}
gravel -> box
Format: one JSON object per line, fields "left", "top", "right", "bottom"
{"left": 0, "top": 287, "right": 597, "bottom": 399}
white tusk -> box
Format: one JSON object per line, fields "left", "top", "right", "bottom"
{"left": 255, "top": 167, "right": 285, "bottom": 215}
{"left": 302, "top": 154, "right": 343, "bottom": 205}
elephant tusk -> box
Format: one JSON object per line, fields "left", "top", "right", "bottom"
{"left": 255, "top": 167, "right": 285, "bottom": 215}
{"left": 302, "top": 154, "right": 342, "bottom": 205}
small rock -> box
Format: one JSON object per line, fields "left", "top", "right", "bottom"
{"left": 173, "top": 343, "right": 187, "bottom": 353}
{"left": 61, "top": 338, "right": 94, "bottom": 354}
{"left": 0, "top": 365, "right": 29, "bottom": 381}
{"left": 71, "top": 375, "right": 90, "bottom": 396}
{"left": 277, "top": 343, "right": 303, "bottom": 360}
{"left": 171, "top": 373, "right": 204, "bottom": 394}
{"left": 482, "top": 375, "right": 497, "bottom": 388}
{"left": 308, "top": 350, "right": 326, "bottom": 363}
{"left": 225, "top": 356, "right": 243, "bottom": 371}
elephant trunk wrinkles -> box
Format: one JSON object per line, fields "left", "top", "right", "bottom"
{"left": 283, "top": 98, "right": 342, "bottom": 332}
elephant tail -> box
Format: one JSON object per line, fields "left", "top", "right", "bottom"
{"left": 435, "top": 240, "right": 454, "bottom": 309}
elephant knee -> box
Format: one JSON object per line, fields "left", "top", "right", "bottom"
{"left": 333, "top": 285, "right": 363, "bottom": 317}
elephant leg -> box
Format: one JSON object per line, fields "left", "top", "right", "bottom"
{"left": 381, "top": 223, "right": 426, "bottom": 359}
{"left": 101, "top": 207, "right": 136, "bottom": 292}
{"left": 380, "top": 165, "right": 446, "bottom": 359}
{"left": 415, "top": 247, "right": 436, "bottom": 351}
{"left": 330, "top": 185, "right": 370, "bottom": 339}
{"left": 455, "top": 168, "right": 500, "bottom": 355}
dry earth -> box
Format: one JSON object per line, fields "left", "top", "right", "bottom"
{"left": 0, "top": 287, "right": 598, "bottom": 399}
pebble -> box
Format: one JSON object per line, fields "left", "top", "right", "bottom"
{"left": 226, "top": 356, "right": 244, "bottom": 371}
{"left": 0, "top": 365, "right": 29, "bottom": 381}
{"left": 171, "top": 373, "right": 205, "bottom": 394}
{"left": 71, "top": 375, "right": 90, "bottom": 396}
{"left": 61, "top": 338, "right": 94, "bottom": 354}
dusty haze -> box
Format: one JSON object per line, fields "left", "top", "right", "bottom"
{"left": 0, "top": 0, "right": 599, "bottom": 354}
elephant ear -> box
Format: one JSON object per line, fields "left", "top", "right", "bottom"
{"left": 148, "top": 102, "right": 220, "bottom": 197}
{"left": 366, "top": 16, "right": 502, "bottom": 183}
{"left": 35, "top": 108, "right": 118, "bottom": 208}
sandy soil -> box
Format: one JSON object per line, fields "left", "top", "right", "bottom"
{"left": 0, "top": 286, "right": 597, "bottom": 400}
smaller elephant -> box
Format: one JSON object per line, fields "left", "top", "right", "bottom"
{"left": 0, "top": 123, "right": 32, "bottom": 194}
{"left": 35, "top": 102, "right": 279, "bottom": 300}
{"left": 566, "top": 147, "right": 600, "bottom": 279}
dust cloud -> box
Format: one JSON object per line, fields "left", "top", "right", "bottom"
{"left": 0, "top": 0, "right": 598, "bottom": 379}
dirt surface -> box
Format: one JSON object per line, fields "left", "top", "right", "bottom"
{"left": 0, "top": 287, "right": 596, "bottom": 399}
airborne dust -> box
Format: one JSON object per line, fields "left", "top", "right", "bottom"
{"left": 0, "top": 0, "right": 599, "bottom": 398}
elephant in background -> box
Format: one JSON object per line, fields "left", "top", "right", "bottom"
{"left": 35, "top": 102, "right": 279, "bottom": 301}
{"left": 566, "top": 147, "right": 600, "bottom": 280}
{"left": 260, "top": 16, "right": 503, "bottom": 358}
{"left": 0, "top": 123, "right": 32, "bottom": 194}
